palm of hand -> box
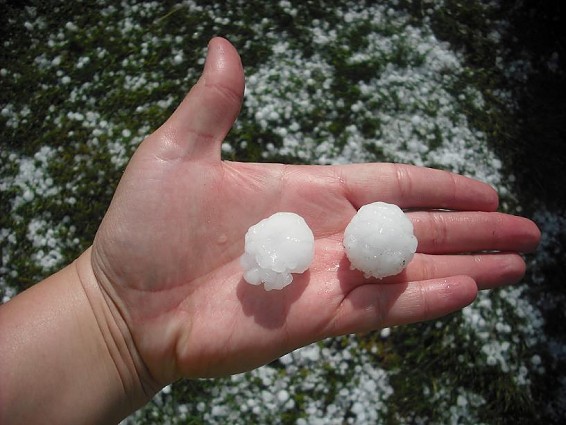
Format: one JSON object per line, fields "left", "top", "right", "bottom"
{"left": 94, "top": 146, "right": 367, "bottom": 381}
{"left": 91, "top": 38, "right": 539, "bottom": 387}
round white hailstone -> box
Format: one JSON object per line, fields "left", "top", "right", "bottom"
{"left": 343, "top": 202, "right": 418, "bottom": 279}
{"left": 277, "top": 389, "right": 290, "bottom": 403}
{"left": 240, "top": 212, "right": 315, "bottom": 291}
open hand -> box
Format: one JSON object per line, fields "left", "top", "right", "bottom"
{"left": 90, "top": 38, "right": 540, "bottom": 391}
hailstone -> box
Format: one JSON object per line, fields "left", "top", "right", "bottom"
{"left": 240, "top": 212, "right": 315, "bottom": 291}
{"left": 343, "top": 202, "right": 417, "bottom": 279}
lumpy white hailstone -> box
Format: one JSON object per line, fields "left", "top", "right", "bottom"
{"left": 343, "top": 202, "right": 418, "bottom": 279}
{"left": 240, "top": 212, "right": 315, "bottom": 291}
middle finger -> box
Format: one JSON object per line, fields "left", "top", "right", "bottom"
{"left": 409, "top": 211, "right": 539, "bottom": 254}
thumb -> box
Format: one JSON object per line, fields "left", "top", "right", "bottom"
{"left": 156, "top": 37, "right": 245, "bottom": 161}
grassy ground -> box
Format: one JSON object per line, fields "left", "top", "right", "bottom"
{"left": 1, "top": 0, "right": 565, "bottom": 423}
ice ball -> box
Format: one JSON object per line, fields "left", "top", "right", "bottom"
{"left": 240, "top": 212, "right": 315, "bottom": 291}
{"left": 343, "top": 202, "right": 417, "bottom": 279}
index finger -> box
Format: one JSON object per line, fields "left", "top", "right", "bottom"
{"left": 336, "top": 163, "right": 499, "bottom": 211}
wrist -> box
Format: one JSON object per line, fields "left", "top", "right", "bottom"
{"left": 75, "top": 248, "right": 160, "bottom": 418}
{"left": 0, "top": 249, "right": 157, "bottom": 424}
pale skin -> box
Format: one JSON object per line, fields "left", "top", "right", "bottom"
{"left": 0, "top": 37, "right": 541, "bottom": 424}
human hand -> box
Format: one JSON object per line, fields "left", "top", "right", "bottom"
{"left": 88, "top": 38, "right": 540, "bottom": 393}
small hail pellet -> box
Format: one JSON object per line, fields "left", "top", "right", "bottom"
{"left": 240, "top": 212, "right": 315, "bottom": 291}
{"left": 343, "top": 202, "right": 417, "bottom": 279}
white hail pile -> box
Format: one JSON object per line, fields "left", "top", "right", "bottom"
{"left": 343, "top": 202, "right": 417, "bottom": 279}
{"left": 240, "top": 212, "right": 315, "bottom": 291}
